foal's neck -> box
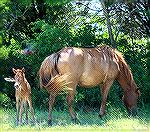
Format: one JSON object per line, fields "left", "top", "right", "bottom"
{"left": 20, "top": 76, "right": 28, "bottom": 90}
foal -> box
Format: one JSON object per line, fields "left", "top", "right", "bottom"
{"left": 5, "top": 68, "right": 35, "bottom": 125}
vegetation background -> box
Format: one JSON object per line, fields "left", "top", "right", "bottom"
{"left": 0, "top": 0, "right": 149, "bottom": 130}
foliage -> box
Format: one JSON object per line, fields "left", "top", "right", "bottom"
{"left": 0, "top": 93, "right": 13, "bottom": 108}
{"left": 0, "top": 0, "right": 149, "bottom": 111}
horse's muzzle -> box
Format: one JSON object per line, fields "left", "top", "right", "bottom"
{"left": 14, "top": 83, "right": 19, "bottom": 89}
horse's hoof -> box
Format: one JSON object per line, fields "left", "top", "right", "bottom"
{"left": 16, "top": 122, "right": 19, "bottom": 126}
{"left": 48, "top": 120, "right": 52, "bottom": 126}
{"left": 25, "top": 120, "right": 29, "bottom": 125}
{"left": 99, "top": 114, "right": 105, "bottom": 119}
{"left": 71, "top": 118, "right": 80, "bottom": 124}
{"left": 30, "top": 121, "right": 35, "bottom": 126}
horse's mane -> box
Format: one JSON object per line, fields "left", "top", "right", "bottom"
{"left": 98, "top": 45, "right": 134, "bottom": 87}
{"left": 114, "top": 49, "right": 135, "bottom": 88}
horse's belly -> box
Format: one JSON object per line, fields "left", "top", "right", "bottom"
{"left": 79, "top": 73, "right": 104, "bottom": 87}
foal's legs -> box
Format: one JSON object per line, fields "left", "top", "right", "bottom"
{"left": 99, "top": 80, "right": 114, "bottom": 117}
{"left": 24, "top": 101, "right": 28, "bottom": 124}
{"left": 48, "top": 94, "right": 56, "bottom": 126}
{"left": 66, "top": 84, "right": 77, "bottom": 123}
{"left": 16, "top": 98, "right": 20, "bottom": 126}
{"left": 19, "top": 100, "right": 24, "bottom": 125}
{"left": 28, "top": 96, "right": 35, "bottom": 124}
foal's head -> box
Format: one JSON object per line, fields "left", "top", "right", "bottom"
{"left": 12, "top": 68, "right": 25, "bottom": 88}
{"left": 122, "top": 82, "right": 140, "bottom": 116}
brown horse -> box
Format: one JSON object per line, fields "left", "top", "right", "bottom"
{"left": 5, "top": 68, "right": 35, "bottom": 125}
{"left": 39, "top": 45, "right": 140, "bottom": 125}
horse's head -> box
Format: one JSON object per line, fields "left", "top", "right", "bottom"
{"left": 122, "top": 87, "right": 140, "bottom": 116}
{"left": 12, "top": 68, "right": 25, "bottom": 87}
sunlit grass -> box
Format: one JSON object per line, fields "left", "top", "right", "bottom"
{"left": 0, "top": 105, "right": 150, "bottom": 132}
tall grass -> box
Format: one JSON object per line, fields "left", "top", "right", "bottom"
{"left": 0, "top": 105, "right": 150, "bottom": 132}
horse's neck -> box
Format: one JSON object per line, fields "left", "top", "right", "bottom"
{"left": 118, "top": 76, "right": 136, "bottom": 92}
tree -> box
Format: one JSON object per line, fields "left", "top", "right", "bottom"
{"left": 100, "top": 0, "right": 116, "bottom": 48}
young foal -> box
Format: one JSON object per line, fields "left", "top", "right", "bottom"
{"left": 5, "top": 68, "right": 35, "bottom": 125}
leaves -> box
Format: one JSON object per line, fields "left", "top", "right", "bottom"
{"left": 0, "top": 0, "right": 149, "bottom": 109}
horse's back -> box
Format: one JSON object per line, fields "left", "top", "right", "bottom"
{"left": 57, "top": 46, "right": 119, "bottom": 87}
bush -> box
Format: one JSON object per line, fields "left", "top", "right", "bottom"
{"left": 0, "top": 93, "right": 14, "bottom": 108}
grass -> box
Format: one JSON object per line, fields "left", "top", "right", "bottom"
{"left": 0, "top": 105, "right": 150, "bottom": 132}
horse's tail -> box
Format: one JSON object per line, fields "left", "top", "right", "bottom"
{"left": 43, "top": 74, "right": 72, "bottom": 93}
{"left": 39, "top": 53, "right": 72, "bottom": 93}
{"left": 39, "top": 53, "right": 60, "bottom": 88}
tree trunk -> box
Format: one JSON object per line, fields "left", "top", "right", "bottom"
{"left": 100, "top": 0, "right": 116, "bottom": 48}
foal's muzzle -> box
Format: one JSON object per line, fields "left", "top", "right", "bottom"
{"left": 14, "top": 83, "right": 19, "bottom": 89}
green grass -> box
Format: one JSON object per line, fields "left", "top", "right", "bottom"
{"left": 0, "top": 105, "right": 150, "bottom": 132}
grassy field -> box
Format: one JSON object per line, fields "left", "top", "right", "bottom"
{"left": 0, "top": 105, "right": 150, "bottom": 132}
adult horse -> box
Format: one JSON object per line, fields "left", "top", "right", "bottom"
{"left": 39, "top": 45, "right": 140, "bottom": 125}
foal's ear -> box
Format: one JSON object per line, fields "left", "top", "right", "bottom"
{"left": 22, "top": 67, "right": 25, "bottom": 73}
{"left": 12, "top": 68, "right": 17, "bottom": 74}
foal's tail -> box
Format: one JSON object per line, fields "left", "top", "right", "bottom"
{"left": 39, "top": 53, "right": 72, "bottom": 93}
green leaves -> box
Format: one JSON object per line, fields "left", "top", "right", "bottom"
{"left": 45, "top": 0, "right": 71, "bottom": 5}
{"left": 0, "top": 0, "right": 10, "bottom": 5}
{"left": 0, "top": 45, "right": 9, "bottom": 59}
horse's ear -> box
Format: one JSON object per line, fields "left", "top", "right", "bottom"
{"left": 22, "top": 67, "right": 25, "bottom": 73}
{"left": 12, "top": 68, "right": 17, "bottom": 74}
{"left": 136, "top": 88, "right": 141, "bottom": 97}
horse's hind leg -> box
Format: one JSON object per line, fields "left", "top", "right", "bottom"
{"left": 66, "top": 84, "right": 78, "bottom": 123}
{"left": 48, "top": 94, "right": 56, "bottom": 126}
{"left": 99, "top": 80, "right": 114, "bottom": 117}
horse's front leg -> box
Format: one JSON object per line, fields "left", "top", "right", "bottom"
{"left": 48, "top": 94, "right": 56, "bottom": 126}
{"left": 19, "top": 100, "right": 24, "bottom": 125}
{"left": 99, "top": 80, "right": 114, "bottom": 117}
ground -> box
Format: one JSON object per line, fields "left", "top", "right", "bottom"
{"left": 0, "top": 105, "right": 150, "bottom": 132}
